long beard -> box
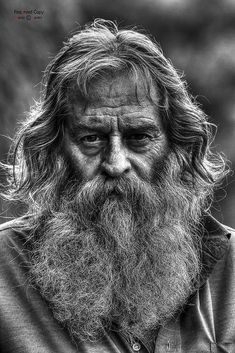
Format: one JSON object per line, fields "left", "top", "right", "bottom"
{"left": 28, "top": 153, "right": 203, "bottom": 342}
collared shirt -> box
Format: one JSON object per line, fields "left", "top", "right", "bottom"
{"left": 0, "top": 215, "right": 234, "bottom": 353}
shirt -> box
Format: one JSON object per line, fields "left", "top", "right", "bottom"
{"left": 0, "top": 215, "right": 234, "bottom": 353}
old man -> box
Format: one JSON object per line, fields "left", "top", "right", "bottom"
{"left": 0, "top": 19, "right": 234, "bottom": 352}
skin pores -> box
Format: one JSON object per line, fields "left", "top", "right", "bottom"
{"left": 64, "top": 72, "right": 169, "bottom": 183}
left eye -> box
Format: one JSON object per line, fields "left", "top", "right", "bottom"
{"left": 127, "top": 134, "right": 150, "bottom": 141}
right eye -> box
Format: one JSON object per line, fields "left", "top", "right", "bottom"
{"left": 80, "top": 135, "right": 107, "bottom": 146}
{"left": 82, "top": 135, "right": 100, "bottom": 143}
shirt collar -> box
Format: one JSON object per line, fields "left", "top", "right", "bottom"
{"left": 199, "top": 213, "right": 231, "bottom": 286}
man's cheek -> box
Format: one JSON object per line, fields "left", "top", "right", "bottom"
{"left": 128, "top": 154, "right": 154, "bottom": 181}
{"left": 130, "top": 150, "right": 165, "bottom": 181}
{"left": 64, "top": 144, "right": 99, "bottom": 181}
{"left": 82, "top": 158, "right": 102, "bottom": 180}
{"left": 72, "top": 155, "right": 102, "bottom": 181}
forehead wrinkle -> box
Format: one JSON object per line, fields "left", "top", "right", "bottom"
{"left": 69, "top": 71, "right": 160, "bottom": 115}
{"left": 70, "top": 102, "right": 162, "bottom": 130}
{"left": 83, "top": 103, "right": 155, "bottom": 113}
{"left": 86, "top": 71, "right": 159, "bottom": 105}
{"left": 118, "top": 117, "right": 159, "bottom": 130}
{"left": 73, "top": 115, "right": 160, "bottom": 133}
{"left": 86, "top": 96, "right": 151, "bottom": 109}
{"left": 68, "top": 72, "right": 162, "bottom": 130}
{"left": 72, "top": 102, "right": 158, "bottom": 120}
{"left": 75, "top": 115, "right": 112, "bottom": 128}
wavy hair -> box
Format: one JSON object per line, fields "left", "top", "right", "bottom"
{"left": 3, "top": 19, "right": 228, "bottom": 214}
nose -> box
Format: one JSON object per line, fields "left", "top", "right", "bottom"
{"left": 101, "top": 136, "right": 131, "bottom": 177}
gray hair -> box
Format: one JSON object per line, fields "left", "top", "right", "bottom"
{"left": 3, "top": 19, "right": 228, "bottom": 212}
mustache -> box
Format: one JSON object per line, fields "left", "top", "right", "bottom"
{"left": 78, "top": 174, "right": 157, "bottom": 202}
{"left": 62, "top": 174, "right": 161, "bottom": 221}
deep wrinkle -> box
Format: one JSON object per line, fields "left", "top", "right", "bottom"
{"left": 64, "top": 72, "right": 169, "bottom": 181}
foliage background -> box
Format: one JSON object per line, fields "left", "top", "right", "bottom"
{"left": 1, "top": 0, "right": 235, "bottom": 226}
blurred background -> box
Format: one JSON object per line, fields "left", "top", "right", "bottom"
{"left": 0, "top": 0, "right": 235, "bottom": 226}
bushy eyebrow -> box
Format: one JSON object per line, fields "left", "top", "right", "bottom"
{"left": 120, "top": 122, "right": 159, "bottom": 132}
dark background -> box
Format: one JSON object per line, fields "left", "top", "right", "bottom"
{"left": 1, "top": 0, "right": 235, "bottom": 226}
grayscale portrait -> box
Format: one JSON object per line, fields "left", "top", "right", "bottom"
{"left": 0, "top": 2, "right": 235, "bottom": 352}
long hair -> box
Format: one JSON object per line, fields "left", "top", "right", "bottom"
{"left": 3, "top": 19, "right": 228, "bottom": 214}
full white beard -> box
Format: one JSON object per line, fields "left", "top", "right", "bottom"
{"left": 28, "top": 154, "right": 203, "bottom": 342}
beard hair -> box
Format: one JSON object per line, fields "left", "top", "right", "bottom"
{"left": 27, "top": 152, "right": 204, "bottom": 342}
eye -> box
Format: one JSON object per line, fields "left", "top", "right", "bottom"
{"left": 127, "top": 134, "right": 151, "bottom": 141}
{"left": 82, "top": 135, "right": 100, "bottom": 143}
{"left": 126, "top": 133, "right": 153, "bottom": 144}
{"left": 125, "top": 133, "right": 155, "bottom": 150}
{"left": 80, "top": 134, "right": 107, "bottom": 146}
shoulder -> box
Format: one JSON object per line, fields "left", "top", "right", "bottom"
{"left": 0, "top": 218, "right": 30, "bottom": 262}
{"left": 208, "top": 220, "right": 235, "bottom": 285}
{"left": 0, "top": 217, "right": 29, "bottom": 236}
{"left": 219, "top": 223, "right": 235, "bottom": 253}
{"left": 0, "top": 218, "right": 33, "bottom": 294}
{"left": 225, "top": 225, "right": 235, "bottom": 239}
{"left": 215, "top": 220, "right": 235, "bottom": 265}
{"left": 0, "top": 217, "right": 29, "bottom": 232}
{"left": 226, "top": 226, "right": 235, "bottom": 263}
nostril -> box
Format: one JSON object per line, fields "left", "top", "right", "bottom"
{"left": 101, "top": 170, "right": 116, "bottom": 179}
{"left": 101, "top": 161, "right": 131, "bottom": 177}
{"left": 104, "top": 165, "right": 121, "bottom": 177}
{"left": 101, "top": 144, "right": 131, "bottom": 177}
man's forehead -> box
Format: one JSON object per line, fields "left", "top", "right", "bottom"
{"left": 88, "top": 72, "right": 158, "bottom": 105}
{"left": 68, "top": 71, "right": 159, "bottom": 110}
{"left": 73, "top": 113, "right": 160, "bottom": 132}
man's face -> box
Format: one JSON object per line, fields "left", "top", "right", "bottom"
{"left": 65, "top": 72, "right": 169, "bottom": 182}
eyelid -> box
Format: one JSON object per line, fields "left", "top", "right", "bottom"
{"left": 125, "top": 126, "right": 160, "bottom": 134}
{"left": 82, "top": 134, "right": 104, "bottom": 139}
{"left": 126, "top": 134, "right": 151, "bottom": 140}
{"left": 125, "top": 131, "right": 157, "bottom": 139}
{"left": 80, "top": 134, "right": 107, "bottom": 146}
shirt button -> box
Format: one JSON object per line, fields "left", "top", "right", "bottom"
{"left": 132, "top": 342, "right": 141, "bottom": 351}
